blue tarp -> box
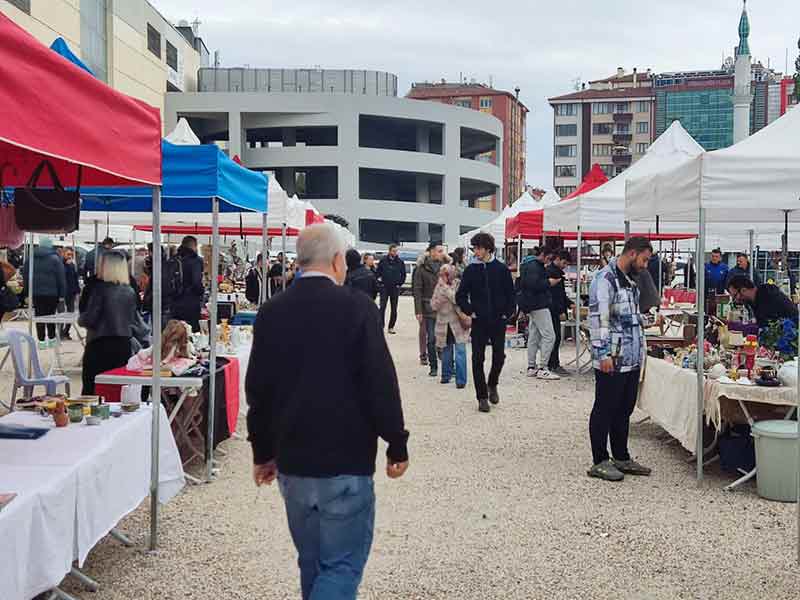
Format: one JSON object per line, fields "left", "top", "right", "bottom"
{"left": 80, "top": 141, "right": 268, "bottom": 213}
{"left": 49, "top": 37, "right": 94, "bottom": 76}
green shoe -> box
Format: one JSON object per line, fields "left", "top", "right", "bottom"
{"left": 613, "top": 459, "right": 652, "bottom": 476}
{"left": 38, "top": 340, "right": 48, "bottom": 350}
{"left": 48, "top": 338, "right": 58, "bottom": 348}
{"left": 587, "top": 459, "right": 624, "bottom": 482}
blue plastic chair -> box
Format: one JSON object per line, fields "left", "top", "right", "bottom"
{"left": 6, "top": 330, "right": 70, "bottom": 412}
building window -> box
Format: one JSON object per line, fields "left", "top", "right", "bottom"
{"left": 615, "top": 123, "right": 630, "bottom": 134}
{"left": 479, "top": 97, "right": 493, "bottom": 109}
{"left": 454, "top": 98, "right": 472, "bottom": 108}
{"left": 555, "top": 124, "right": 577, "bottom": 137}
{"left": 636, "top": 101, "right": 650, "bottom": 113}
{"left": 147, "top": 24, "right": 161, "bottom": 58}
{"left": 599, "top": 164, "right": 614, "bottom": 178}
{"left": 592, "top": 123, "right": 613, "bottom": 135}
{"left": 613, "top": 102, "right": 630, "bottom": 113}
{"left": 166, "top": 41, "right": 178, "bottom": 71}
{"left": 592, "top": 102, "right": 611, "bottom": 114}
{"left": 554, "top": 103, "right": 577, "bottom": 116}
{"left": 636, "top": 142, "right": 649, "bottom": 154}
{"left": 636, "top": 121, "right": 649, "bottom": 134}
{"left": 555, "top": 145, "right": 577, "bottom": 158}
{"left": 554, "top": 165, "right": 576, "bottom": 178}
{"left": 592, "top": 144, "right": 613, "bottom": 156}
{"left": 80, "top": 0, "right": 108, "bottom": 82}
{"left": 555, "top": 186, "right": 577, "bottom": 198}
{"left": 615, "top": 165, "right": 628, "bottom": 176}
{"left": 7, "top": 0, "right": 31, "bottom": 13}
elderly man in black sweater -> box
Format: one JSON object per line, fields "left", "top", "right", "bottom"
{"left": 456, "top": 232, "right": 515, "bottom": 413}
{"left": 246, "top": 223, "right": 409, "bottom": 600}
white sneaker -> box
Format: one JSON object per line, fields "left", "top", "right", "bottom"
{"left": 537, "top": 369, "right": 561, "bottom": 381}
{"left": 526, "top": 367, "right": 538, "bottom": 377}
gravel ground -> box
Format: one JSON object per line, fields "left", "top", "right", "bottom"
{"left": 4, "top": 299, "right": 799, "bottom": 599}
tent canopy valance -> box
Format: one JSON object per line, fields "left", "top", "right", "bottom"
{"left": 0, "top": 13, "right": 161, "bottom": 187}
{"left": 79, "top": 141, "right": 267, "bottom": 214}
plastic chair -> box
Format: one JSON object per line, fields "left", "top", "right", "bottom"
{"left": 5, "top": 330, "right": 70, "bottom": 412}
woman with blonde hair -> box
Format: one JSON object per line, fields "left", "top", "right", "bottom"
{"left": 79, "top": 250, "right": 149, "bottom": 394}
{"left": 430, "top": 263, "right": 470, "bottom": 388}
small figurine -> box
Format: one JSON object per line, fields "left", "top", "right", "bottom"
{"left": 53, "top": 399, "right": 69, "bottom": 427}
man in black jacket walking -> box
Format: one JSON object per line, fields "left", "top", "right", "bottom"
{"left": 456, "top": 233, "right": 515, "bottom": 413}
{"left": 546, "top": 250, "right": 573, "bottom": 375}
{"left": 518, "top": 246, "right": 560, "bottom": 381}
{"left": 171, "top": 236, "right": 205, "bottom": 332}
{"left": 377, "top": 244, "right": 406, "bottom": 334}
{"left": 247, "top": 223, "right": 409, "bottom": 600}
{"left": 345, "top": 248, "right": 378, "bottom": 300}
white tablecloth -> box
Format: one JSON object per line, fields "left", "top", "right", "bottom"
{"left": 0, "top": 404, "right": 184, "bottom": 600}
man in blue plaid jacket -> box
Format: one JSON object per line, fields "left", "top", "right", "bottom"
{"left": 587, "top": 237, "right": 654, "bottom": 482}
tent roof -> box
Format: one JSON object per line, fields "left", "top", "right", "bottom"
{"left": 165, "top": 118, "right": 201, "bottom": 145}
{"left": 545, "top": 121, "right": 704, "bottom": 233}
{"left": 0, "top": 13, "right": 161, "bottom": 187}
{"left": 561, "top": 164, "right": 608, "bottom": 201}
{"left": 626, "top": 106, "right": 800, "bottom": 224}
{"left": 79, "top": 141, "right": 267, "bottom": 214}
{"left": 49, "top": 37, "right": 94, "bottom": 76}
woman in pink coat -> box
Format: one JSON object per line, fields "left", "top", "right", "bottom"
{"left": 430, "top": 264, "right": 471, "bottom": 388}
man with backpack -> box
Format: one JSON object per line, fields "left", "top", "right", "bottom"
{"left": 170, "top": 236, "right": 204, "bottom": 332}
{"left": 144, "top": 243, "right": 184, "bottom": 328}
{"left": 518, "top": 246, "right": 560, "bottom": 381}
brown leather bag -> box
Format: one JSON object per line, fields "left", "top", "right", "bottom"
{"left": 14, "top": 160, "right": 81, "bottom": 234}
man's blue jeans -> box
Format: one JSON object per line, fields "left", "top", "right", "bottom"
{"left": 278, "top": 474, "right": 375, "bottom": 600}
{"left": 441, "top": 342, "right": 467, "bottom": 386}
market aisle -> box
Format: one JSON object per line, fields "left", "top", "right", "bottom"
{"left": 40, "top": 297, "right": 798, "bottom": 599}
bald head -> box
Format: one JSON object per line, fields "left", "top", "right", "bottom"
{"left": 297, "top": 223, "right": 348, "bottom": 284}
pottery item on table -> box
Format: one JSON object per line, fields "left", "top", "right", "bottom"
{"left": 53, "top": 400, "right": 69, "bottom": 427}
{"left": 709, "top": 363, "right": 727, "bottom": 380}
{"left": 85, "top": 415, "right": 101, "bottom": 426}
{"left": 67, "top": 403, "right": 83, "bottom": 423}
{"left": 91, "top": 404, "right": 110, "bottom": 420}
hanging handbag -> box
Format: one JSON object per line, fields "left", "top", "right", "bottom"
{"left": 0, "top": 269, "right": 19, "bottom": 312}
{"left": 0, "top": 163, "right": 25, "bottom": 248}
{"left": 14, "top": 160, "right": 81, "bottom": 234}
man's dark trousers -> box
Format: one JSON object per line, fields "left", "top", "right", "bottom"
{"left": 589, "top": 369, "right": 640, "bottom": 465}
{"left": 379, "top": 285, "right": 400, "bottom": 330}
{"left": 547, "top": 310, "right": 562, "bottom": 370}
{"left": 470, "top": 318, "right": 506, "bottom": 400}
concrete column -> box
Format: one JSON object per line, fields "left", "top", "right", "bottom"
{"left": 228, "top": 111, "right": 242, "bottom": 158}
{"left": 416, "top": 174, "right": 430, "bottom": 242}
{"left": 280, "top": 168, "right": 297, "bottom": 196}
{"left": 416, "top": 125, "right": 430, "bottom": 153}
{"left": 282, "top": 127, "right": 297, "bottom": 147}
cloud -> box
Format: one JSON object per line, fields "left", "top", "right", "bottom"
{"left": 156, "top": 0, "right": 800, "bottom": 189}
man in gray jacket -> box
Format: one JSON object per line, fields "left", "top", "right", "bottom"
{"left": 23, "top": 237, "right": 65, "bottom": 347}
{"left": 413, "top": 242, "right": 444, "bottom": 377}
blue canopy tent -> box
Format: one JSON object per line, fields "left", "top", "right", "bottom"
{"left": 78, "top": 140, "right": 268, "bottom": 549}
{"left": 49, "top": 37, "right": 94, "bottom": 76}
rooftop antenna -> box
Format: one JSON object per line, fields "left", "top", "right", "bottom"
{"left": 571, "top": 76, "right": 581, "bottom": 91}
{"left": 191, "top": 17, "right": 201, "bottom": 36}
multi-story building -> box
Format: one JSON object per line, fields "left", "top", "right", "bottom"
{"left": 548, "top": 67, "right": 655, "bottom": 197}
{"left": 1, "top": 0, "right": 207, "bottom": 119}
{"left": 168, "top": 68, "right": 503, "bottom": 247}
{"left": 406, "top": 81, "right": 527, "bottom": 211}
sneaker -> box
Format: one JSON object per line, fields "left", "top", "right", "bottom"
{"left": 488, "top": 386, "right": 500, "bottom": 405}
{"left": 587, "top": 459, "right": 624, "bottom": 482}
{"left": 440, "top": 378, "right": 451, "bottom": 385}
{"left": 553, "top": 366, "right": 571, "bottom": 377}
{"left": 613, "top": 459, "right": 652, "bottom": 476}
{"left": 456, "top": 384, "right": 466, "bottom": 389}
{"left": 48, "top": 338, "right": 58, "bottom": 348}
{"left": 420, "top": 356, "right": 429, "bottom": 366}
{"left": 477, "top": 397, "right": 490, "bottom": 413}
{"left": 428, "top": 369, "right": 438, "bottom": 378}
{"left": 526, "top": 367, "right": 538, "bottom": 377}
{"left": 38, "top": 340, "right": 47, "bottom": 350}
{"left": 388, "top": 329, "right": 396, "bottom": 335}
{"left": 536, "top": 369, "right": 560, "bottom": 381}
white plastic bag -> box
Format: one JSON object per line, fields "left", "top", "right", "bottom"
{"left": 777, "top": 358, "right": 798, "bottom": 389}
{"left": 120, "top": 384, "right": 143, "bottom": 406}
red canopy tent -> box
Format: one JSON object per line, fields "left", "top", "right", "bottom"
{"left": 0, "top": 13, "right": 161, "bottom": 186}
{"left": 135, "top": 224, "right": 301, "bottom": 237}
{"left": 561, "top": 163, "right": 608, "bottom": 202}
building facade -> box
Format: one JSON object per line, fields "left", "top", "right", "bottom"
{"left": 549, "top": 68, "right": 655, "bottom": 197}
{"left": 167, "top": 69, "right": 503, "bottom": 248}
{"left": 406, "top": 82, "right": 526, "bottom": 212}
{"left": 1, "top": 0, "right": 205, "bottom": 118}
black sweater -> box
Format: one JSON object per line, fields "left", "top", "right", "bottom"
{"left": 456, "top": 258, "right": 515, "bottom": 324}
{"left": 246, "top": 276, "right": 409, "bottom": 476}
{"left": 345, "top": 264, "right": 378, "bottom": 300}
{"left": 753, "top": 284, "right": 798, "bottom": 328}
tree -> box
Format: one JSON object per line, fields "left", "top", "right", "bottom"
{"left": 324, "top": 214, "right": 349, "bottom": 229}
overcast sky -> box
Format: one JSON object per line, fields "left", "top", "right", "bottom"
{"left": 156, "top": 0, "right": 800, "bottom": 188}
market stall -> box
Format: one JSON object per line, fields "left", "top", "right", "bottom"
{"left": 625, "top": 106, "right": 800, "bottom": 558}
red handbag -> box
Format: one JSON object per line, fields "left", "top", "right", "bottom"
{"left": 0, "top": 163, "right": 24, "bottom": 248}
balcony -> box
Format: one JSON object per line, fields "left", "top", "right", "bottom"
{"left": 612, "top": 152, "right": 632, "bottom": 165}
{"left": 612, "top": 133, "right": 632, "bottom": 144}
{"left": 613, "top": 112, "right": 633, "bottom": 123}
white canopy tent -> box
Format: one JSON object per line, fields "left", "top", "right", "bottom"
{"left": 458, "top": 190, "right": 557, "bottom": 248}
{"left": 625, "top": 107, "right": 800, "bottom": 561}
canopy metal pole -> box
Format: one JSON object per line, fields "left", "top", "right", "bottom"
{"left": 149, "top": 186, "right": 163, "bottom": 551}
{"left": 207, "top": 197, "right": 220, "bottom": 482}
{"left": 27, "top": 233, "right": 34, "bottom": 337}
{"left": 656, "top": 216, "right": 662, "bottom": 299}
{"left": 93, "top": 221, "right": 99, "bottom": 277}
{"left": 517, "top": 235, "right": 522, "bottom": 272}
{"left": 695, "top": 207, "right": 706, "bottom": 482}
{"left": 575, "top": 226, "right": 582, "bottom": 377}
{"left": 281, "top": 222, "right": 287, "bottom": 290}
{"left": 796, "top": 296, "right": 800, "bottom": 564}
{"left": 131, "top": 227, "right": 136, "bottom": 278}
{"left": 624, "top": 220, "right": 630, "bottom": 242}
{"left": 261, "top": 213, "right": 268, "bottom": 304}
{"left": 748, "top": 229, "right": 754, "bottom": 280}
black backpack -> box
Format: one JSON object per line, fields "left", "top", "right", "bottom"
{"left": 163, "top": 255, "right": 184, "bottom": 300}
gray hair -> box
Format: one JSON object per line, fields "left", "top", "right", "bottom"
{"left": 297, "top": 223, "right": 347, "bottom": 269}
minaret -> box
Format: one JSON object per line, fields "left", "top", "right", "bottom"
{"left": 732, "top": 0, "right": 752, "bottom": 144}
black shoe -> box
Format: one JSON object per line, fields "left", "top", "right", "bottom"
{"left": 440, "top": 378, "right": 451, "bottom": 384}
{"left": 420, "top": 356, "right": 429, "bottom": 366}
{"left": 478, "top": 397, "right": 490, "bottom": 412}
{"left": 488, "top": 386, "right": 500, "bottom": 405}
{"left": 429, "top": 369, "right": 438, "bottom": 377}
{"left": 456, "top": 384, "right": 466, "bottom": 389}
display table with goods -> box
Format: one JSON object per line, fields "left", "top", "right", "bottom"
{"left": 0, "top": 403, "right": 183, "bottom": 600}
